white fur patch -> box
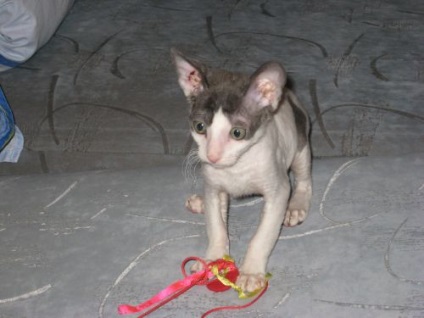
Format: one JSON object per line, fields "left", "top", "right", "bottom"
{"left": 206, "top": 108, "right": 232, "bottom": 164}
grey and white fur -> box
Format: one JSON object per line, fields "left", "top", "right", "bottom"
{"left": 172, "top": 49, "right": 312, "bottom": 293}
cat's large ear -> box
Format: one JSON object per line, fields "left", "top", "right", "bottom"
{"left": 171, "top": 48, "right": 206, "bottom": 97}
{"left": 244, "top": 61, "right": 287, "bottom": 112}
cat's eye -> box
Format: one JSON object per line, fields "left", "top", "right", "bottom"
{"left": 230, "top": 127, "right": 246, "bottom": 140}
{"left": 193, "top": 121, "right": 206, "bottom": 134}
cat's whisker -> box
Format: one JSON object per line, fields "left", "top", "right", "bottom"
{"left": 183, "top": 149, "right": 201, "bottom": 187}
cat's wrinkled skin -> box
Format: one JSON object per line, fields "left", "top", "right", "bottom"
{"left": 172, "top": 48, "right": 312, "bottom": 293}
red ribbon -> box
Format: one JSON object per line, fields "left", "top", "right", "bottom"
{"left": 117, "top": 256, "right": 268, "bottom": 317}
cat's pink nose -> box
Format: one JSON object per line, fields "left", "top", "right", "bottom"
{"left": 207, "top": 153, "right": 220, "bottom": 164}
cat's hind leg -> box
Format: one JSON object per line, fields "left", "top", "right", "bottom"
{"left": 185, "top": 194, "right": 204, "bottom": 214}
{"left": 284, "top": 145, "right": 312, "bottom": 227}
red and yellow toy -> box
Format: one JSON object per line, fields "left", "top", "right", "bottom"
{"left": 118, "top": 256, "right": 270, "bottom": 317}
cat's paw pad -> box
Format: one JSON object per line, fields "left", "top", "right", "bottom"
{"left": 236, "top": 273, "right": 267, "bottom": 293}
{"left": 185, "top": 194, "right": 204, "bottom": 214}
{"left": 284, "top": 209, "right": 307, "bottom": 227}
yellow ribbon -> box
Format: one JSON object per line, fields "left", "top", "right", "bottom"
{"left": 210, "top": 255, "right": 272, "bottom": 299}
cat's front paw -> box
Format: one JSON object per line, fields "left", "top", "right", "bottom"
{"left": 284, "top": 208, "right": 307, "bottom": 227}
{"left": 185, "top": 194, "right": 204, "bottom": 214}
{"left": 190, "top": 259, "right": 208, "bottom": 273}
{"left": 236, "top": 272, "right": 267, "bottom": 293}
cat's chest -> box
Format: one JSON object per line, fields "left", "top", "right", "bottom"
{"left": 203, "top": 157, "right": 276, "bottom": 197}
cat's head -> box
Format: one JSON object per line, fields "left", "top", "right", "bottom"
{"left": 172, "top": 48, "right": 287, "bottom": 168}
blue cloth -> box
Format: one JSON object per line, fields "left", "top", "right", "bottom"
{"left": 0, "top": 87, "right": 15, "bottom": 149}
{"left": 0, "top": 86, "right": 23, "bottom": 162}
{"left": 0, "top": 54, "right": 20, "bottom": 68}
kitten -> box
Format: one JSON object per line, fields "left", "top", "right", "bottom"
{"left": 172, "top": 49, "right": 312, "bottom": 293}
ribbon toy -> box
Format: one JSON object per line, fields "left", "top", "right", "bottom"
{"left": 118, "top": 256, "right": 271, "bottom": 317}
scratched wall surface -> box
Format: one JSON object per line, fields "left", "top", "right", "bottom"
{"left": 0, "top": 0, "right": 424, "bottom": 317}
{"left": 0, "top": 0, "right": 423, "bottom": 174}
